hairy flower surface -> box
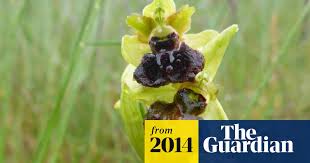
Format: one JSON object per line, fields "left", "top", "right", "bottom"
{"left": 115, "top": 0, "right": 238, "bottom": 161}
{"left": 134, "top": 42, "right": 204, "bottom": 87}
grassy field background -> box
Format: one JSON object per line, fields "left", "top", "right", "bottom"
{"left": 0, "top": 0, "right": 310, "bottom": 162}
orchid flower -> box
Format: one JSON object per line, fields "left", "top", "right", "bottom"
{"left": 114, "top": 0, "right": 238, "bottom": 160}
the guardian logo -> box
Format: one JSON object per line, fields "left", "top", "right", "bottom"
{"left": 203, "top": 124, "right": 294, "bottom": 153}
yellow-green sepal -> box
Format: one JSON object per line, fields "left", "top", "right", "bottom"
{"left": 183, "top": 30, "right": 219, "bottom": 50}
{"left": 166, "top": 5, "right": 195, "bottom": 35}
{"left": 143, "top": 0, "right": 176, "bottom": 19}
{"left": 202, "top": 24, "right": 239, "bottom": 81}
{"left": 126, "top": 14, "right": 156, "bottom": 42}
{"left": 119, "top": 84, "right": 145, "bottom": 161}
{"left": 121, "top": 35, "right": 151, "bottom": 66}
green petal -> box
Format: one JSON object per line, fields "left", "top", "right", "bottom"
{"left": 184, "top": 30, "right": 219, "bottom": 50}
{"left": 167, "top": 5, "right": 195, "bottom": 35}
{"left": 200, "top": 99, "right": 228, "bottom": 120}
{"left": 122, "top": 65, "right": 178, "bottom": 105}
{"left": 202, "top": 24, "right": 239, "bottom": 81}
{"left": 126, "top": 14, "right": 156, "bottom": 41}
{"left": 143, "top": 0, "right": 176, "bottom": 19}
{"left": 119, "top": 84, "right": 145, "bottom": 161}
{"left": 121, "top": 35, "right": 151, "bottom": 66}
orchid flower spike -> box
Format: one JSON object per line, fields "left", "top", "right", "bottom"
{"left": 115, "top": 0, "right": 238, "bottom": 160}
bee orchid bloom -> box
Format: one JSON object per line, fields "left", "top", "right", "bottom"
{"left": 115, "top": 0, "right": 238, "bottom": 160}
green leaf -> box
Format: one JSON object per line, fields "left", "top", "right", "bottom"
{"left": 119, "top": 84, "right": 145, "bottom": 161}
{"left": 201, "top": 24, "right": 239, "bottom": 81}
{"left": 121, "top": 65, "right": 178, "bottom": 105}
{"left": 121, "top": 35, "right": 151, "bottom": 66}
{"left": 200, "top": 99, "right": 228, "bottom": 120}
{"left": 143, "top": 0, "right": 176, "bottom": 19}
{"left": 183, "top": 30, "right": 219, "bottom": 50}
{"left": 32, "top": 0, "right": 104, "bottom": 162}
{"left": 126, "top": 14, "right": 156, "bottom": 40}
{"left": 167, "top": 5, "right": 195, "bottom": 35}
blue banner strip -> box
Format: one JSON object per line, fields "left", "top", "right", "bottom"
{"left": 199, "top": 120, "right": 310, "bottom": 163}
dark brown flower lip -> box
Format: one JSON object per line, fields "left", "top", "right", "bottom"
{"left": 134, "top": 42, "right": 205, "bottom": 88}
{"left": 145, "top": 88, "right": 207, "bottom": 120}
{"left": 174, "top": 88, "right": 207, "bottom": 116}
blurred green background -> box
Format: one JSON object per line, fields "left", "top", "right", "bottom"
{"left": 0, "top": 0, "right": 309, "bottom": 162}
